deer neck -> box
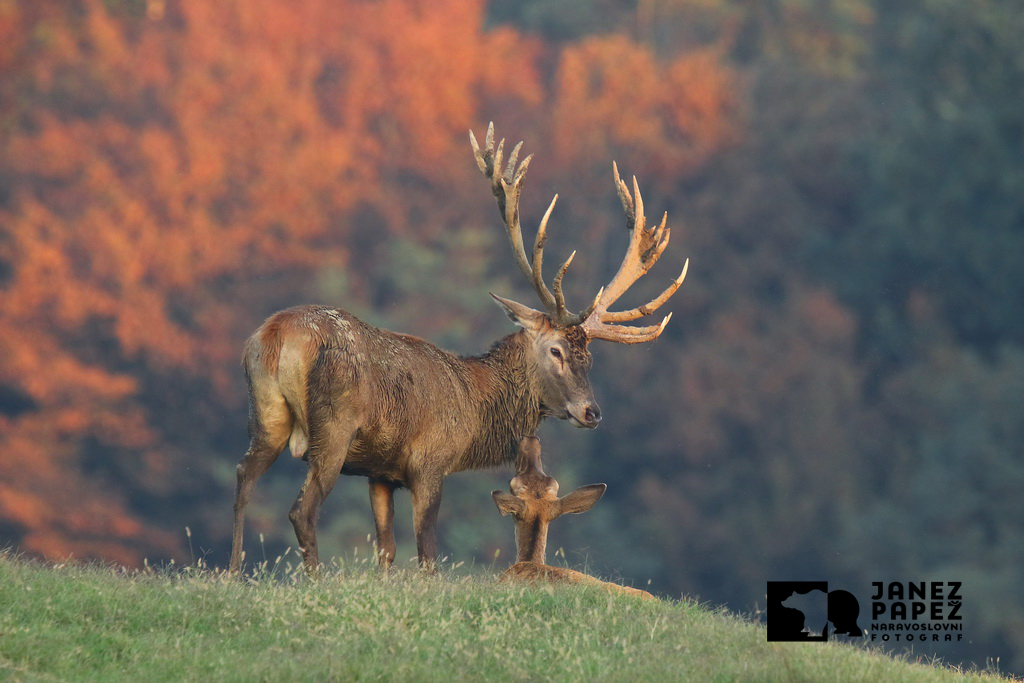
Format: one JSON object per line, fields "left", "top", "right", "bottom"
{"left": 482, "top": 330, "right": 545, "bottom": 421}
{"left": 458, "top": 332, "right": 544, "bottom": 470}
{"left": 515, "top": 516, "right": 549, "bottom": 564}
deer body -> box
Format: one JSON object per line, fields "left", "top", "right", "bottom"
{"left": 246, "top": 305, "right": 542, "bottom": 476}
{"left": 231, "top": 303, "right": 592, "bottom": 572}
{"left": 501, "top": 562, "right": 655, "bottom": 600}
{"left": 230, "top": 124, "right": 687, "bottom": 574}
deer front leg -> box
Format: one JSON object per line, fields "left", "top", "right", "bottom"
{"left": 410, "top": 475, "right": 444, "bottom": 571}
{"left": 368, "top": 477, "right": 397, "bottom": 568}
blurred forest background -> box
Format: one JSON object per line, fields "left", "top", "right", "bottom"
{"left": 1, "top": 0, "right": 1022, "bottom": 673}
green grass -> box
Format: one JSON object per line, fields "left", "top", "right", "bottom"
{"left": 0, "top": 550, "right": 1011, "bottom": 682}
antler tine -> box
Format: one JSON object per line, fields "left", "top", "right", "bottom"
{"left": 614, "top": 161, "right": 635, "bottom": 228}
{"left": 629, "top": 173, "right": 646, "bottom": 234}
{"left": 506, "top": 141, "right": 523, "bottom": 181}
{"left": 581, "top": 162, "right": 687, "bottom": 343}
{"left": 586, "top": 312, "right": 673, "bottom": 345}
{"left": 532, "top": 194, "right": 557, "bottom": 301}
{"left": 601, "top": 258, "right": 688, "bottom": 323}
{"left": 552, "top": 250, "right": 576, "bottom": 321}
{"left": 469, "top": 128, "right": 487, "bottom": 174}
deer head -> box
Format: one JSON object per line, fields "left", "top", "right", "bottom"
{"left": 491, "top": 436, "right": 606, "bottom": 565}
{"left": 471, "top": 123, "right": 688, "bottom": 428}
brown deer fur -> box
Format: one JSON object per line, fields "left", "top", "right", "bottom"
{"left": 231, "top": 302, "right": 599, "bottom": 572}
{"left": 493, "top": 437, "right": 655, "bottom": 600}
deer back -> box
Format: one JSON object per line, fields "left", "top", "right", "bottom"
{"left": 243, "top": 306, "right": 591, "bottom": 481}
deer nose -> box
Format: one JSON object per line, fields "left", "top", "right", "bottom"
{"left": 583, "top": 404, "right": 602, "bottom": 427}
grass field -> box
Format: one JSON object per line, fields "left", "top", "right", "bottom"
{"left": 0, "top": 550, "right": 1011, "bottom": 681}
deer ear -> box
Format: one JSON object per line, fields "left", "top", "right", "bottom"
{"left": 492, "top": 490, "right": 526, "bottom": 517}
{"left": 557, "top": 483, "right": 607, "bottom": 515}
{"left": 490, "top": 293, "right": 548, "bottom": 333}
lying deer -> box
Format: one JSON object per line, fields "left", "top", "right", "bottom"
{"left": 230, "top": 123, "right": 688, "bottom": 573}
{"left": 492, "top": 437, "right": 655, "bottom": 599}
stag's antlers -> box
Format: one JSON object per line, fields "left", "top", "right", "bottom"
{"left": 471, "top": 122, "right": 688, "bottom": 343}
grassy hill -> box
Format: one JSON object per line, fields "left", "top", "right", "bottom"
{"left": 0, "top": 551, "right": 1010, "bottom": 682}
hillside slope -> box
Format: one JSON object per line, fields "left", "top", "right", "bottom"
{"left": 0, "top": 553, "right": 1009, "bottom": 681}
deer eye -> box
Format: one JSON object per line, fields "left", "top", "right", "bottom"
{"left": 549, "top": 347, "right": 563, "bottom": 361}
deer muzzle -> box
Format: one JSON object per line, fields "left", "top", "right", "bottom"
{"left": 568, "top": 402, "right": 602, "bottom": 429}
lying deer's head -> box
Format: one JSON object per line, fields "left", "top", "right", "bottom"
{"left": 491, "top": 436, "right": 606, "bottom": 564}
{"left": 472, "top": 123, "right": 688, "bottom": 430}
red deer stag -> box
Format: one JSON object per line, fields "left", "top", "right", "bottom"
{"left": 493, "top": 436, "right": 655, "bottom": 599}
{"left": 229, "top": 123, "right": 688, "bottom": 573}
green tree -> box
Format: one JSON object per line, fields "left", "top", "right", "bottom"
{"left": 812, "top": 0, "right": 1024, "bottom": 358}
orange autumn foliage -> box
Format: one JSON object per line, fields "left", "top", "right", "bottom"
{"left": 0, "top": 0, "right": 737, "bottom": 565}
{"left": 552, "top": 35, "right": 738, "bottom": 181}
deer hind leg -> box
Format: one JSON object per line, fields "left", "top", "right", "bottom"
{"left": 289, "top": 417, "right": 358, "bottom": 575}
{"left": 230, "top": 396, "right": 292, "bottom": 573}
{"left": 410, "top": 475, "right": 444, "bottom": 572}
{"left": 369, "top": 477, "right": 398, "bottom": 569}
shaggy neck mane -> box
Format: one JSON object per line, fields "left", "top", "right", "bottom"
{"left": 457, "top": 331, "right": 543, "bottom": 472}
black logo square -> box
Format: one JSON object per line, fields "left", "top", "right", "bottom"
{"left": 767, "top": 581, "right": 862, "bottom": 641}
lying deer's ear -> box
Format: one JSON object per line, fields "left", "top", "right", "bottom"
{"left": 492, "top": 490, "right": 526, "bottom": 517}
{"left": 557, "top": 483, "right": 607, "bottom": 515}
{"left": 490, "top": 294, "right": 549, "bottom": 334}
